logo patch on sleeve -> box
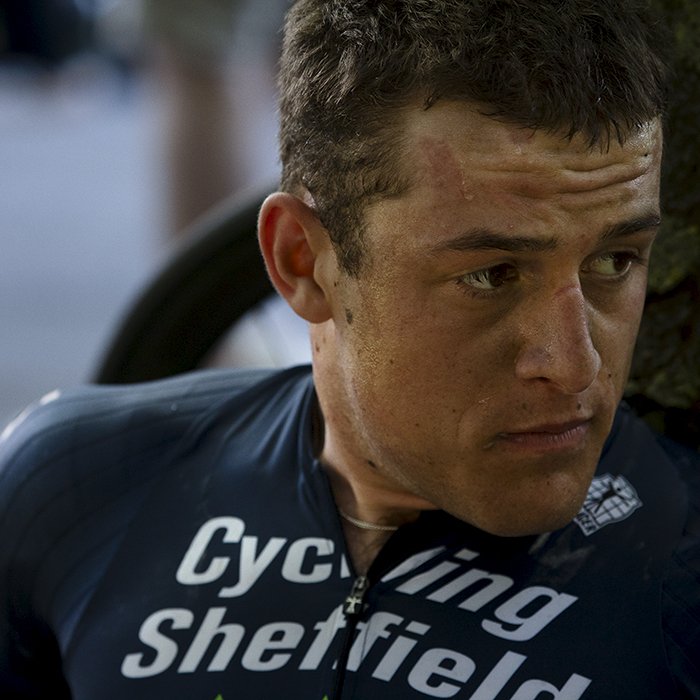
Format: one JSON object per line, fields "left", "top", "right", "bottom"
{"left": 574, "top": 474, "right": 642, "bottom": 536}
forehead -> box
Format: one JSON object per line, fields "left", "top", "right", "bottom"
{"left": 353, "top": 103, "right": 662, "bottom": 271}
{"left": 398, "top": 102, "right": 662, "bottom": 201}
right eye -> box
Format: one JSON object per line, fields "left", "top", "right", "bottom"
{"left": 459, "top": 263, "right": 518, "bottom": 292}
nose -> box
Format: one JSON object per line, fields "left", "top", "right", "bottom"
{"left": 514, "top": 285, "right": 601, "bottom": 394}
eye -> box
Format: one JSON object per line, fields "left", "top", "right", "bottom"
{"left": 586, "top": 252, "right": 640, "bottom": 277}
{"left": 460, "top": 263, "right": 518, "bottom": 291}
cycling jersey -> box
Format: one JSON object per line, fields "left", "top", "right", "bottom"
{"left": 0, "top": 366, "right": 698, "bottom": 699}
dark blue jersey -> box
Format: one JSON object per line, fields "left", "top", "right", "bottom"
{"left": 0, "top": 366, "right": 699, "bottom": 699}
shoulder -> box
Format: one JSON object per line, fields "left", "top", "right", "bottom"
{"left": 0, "top": 366, "right": 313, "bottom": 547}
{"left": 655, "top": 432, "right": 700, "bottom": 696}
{"left": 605, "top": 407, "right": 700, "bottom": 694}
{"left": 0, "top": 366, "right": 314, "bottom": 692}
{"left": 1, "top": 364, "right": 310, "bottom": 444}
{"left": 0, "top": 365, "right": 314, "bottom": 629}
{"left": 0, "top": 368, "right": 275, "bottom": 479}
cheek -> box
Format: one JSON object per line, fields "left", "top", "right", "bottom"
{"left": 346, "top": 317, "right": 504, "bottom": 446}
{"left": 617, "top": 281, "right": 648, "bottom": 345}
{"left": 594, "top": 284, "right": 647, "bottom": 386}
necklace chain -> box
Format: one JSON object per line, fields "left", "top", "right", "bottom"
{"left": 339, "top": 509, "right": 399, "bottom": 532}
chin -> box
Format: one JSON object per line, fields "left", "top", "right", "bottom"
{"left": 478, "top": 510, "right": 579, "bottom": 538}
{"left": 477, "top": 494, "right": 585, "bottom": 537}
{"left": 449, "top": 485, "right": 590, "bottom": 539}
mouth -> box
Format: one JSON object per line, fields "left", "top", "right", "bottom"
{"left": 495, "top": 418, "right": 592, "bottom": 452}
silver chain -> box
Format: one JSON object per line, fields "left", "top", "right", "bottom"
{"left": 338, "top": 509, "right": 399, "bottom": 532}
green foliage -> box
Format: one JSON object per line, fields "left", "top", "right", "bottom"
{"left": 646, "top": 219, "right": 700, "bottom": 294}
{"left": 627, "top": 0, "right": 700, "bottom": 446}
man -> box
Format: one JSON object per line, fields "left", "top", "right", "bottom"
{"left": 1, "top": 1, "right": 698, "bottom": 699}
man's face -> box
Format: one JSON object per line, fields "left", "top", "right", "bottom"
{"left": 313, "top": 102, "right": 662, "bottom": 537}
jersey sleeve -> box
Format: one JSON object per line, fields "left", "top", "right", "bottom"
{"left": 0, "top": 368, "right": 280, "bottom": 698}
{"left": 0, "top": 390, "right": 77, "bottom": 698}
{"left": 660, "top": 435, "right": 700, "bottom": 698}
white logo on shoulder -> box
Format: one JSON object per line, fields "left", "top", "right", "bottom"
{"left": 574, "top": 474, "right": 642, "bottom": 536}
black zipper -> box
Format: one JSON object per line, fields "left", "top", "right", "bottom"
{"left": 329, "top": 574, "right": 370, "bottom": 700}
{"left": 326, "top": 520, "right": 430, "bottom": 699}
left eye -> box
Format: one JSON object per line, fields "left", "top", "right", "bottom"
{"left": 587, "top": 252, "right": 636, "bottom": 276}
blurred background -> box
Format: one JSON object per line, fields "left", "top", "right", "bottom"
{"left": 0, "top": 0, "right": 310, "bottom": 428}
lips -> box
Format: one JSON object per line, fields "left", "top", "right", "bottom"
{"left": 504, "top": 418, "right": 591, "bottom": 435}
{"left": 496, "top": 418, "right": 592, "bottom": 451}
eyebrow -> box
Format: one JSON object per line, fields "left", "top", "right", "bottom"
{"left": 600, "top": 212, "right": 662, "bottom": 242}
{"left": 429, "top": 212, "right": 662, "bottom": 255}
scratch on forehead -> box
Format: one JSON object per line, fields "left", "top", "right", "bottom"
{"left": 419, "top": 136, "right": 469, "bottom": 198}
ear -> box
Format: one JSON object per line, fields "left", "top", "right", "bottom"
{"left": 258, "top": 192, "right": 334, "bottom": 324}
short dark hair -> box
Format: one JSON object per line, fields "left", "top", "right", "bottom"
{"left": 278, "top": 0, "right": 671, "bottom": 275}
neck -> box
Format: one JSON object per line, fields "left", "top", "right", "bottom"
{"left": 310, "top": 324, "right": 435, "bottom": 572}
{"left": 321, "top": 451, "right": 425, "bottom": 575}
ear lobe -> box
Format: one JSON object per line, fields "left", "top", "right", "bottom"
{"left": 258, "top": 192, "right": 333, "bottom": 324}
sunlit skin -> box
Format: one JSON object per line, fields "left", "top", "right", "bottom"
{"left": 260, "top": 102, "right": 662, "bottom": 572}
